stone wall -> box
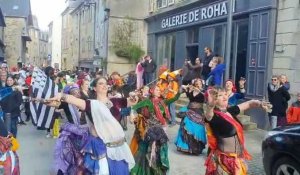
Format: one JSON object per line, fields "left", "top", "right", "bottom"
{"left": 106, "top": 0, "right": 149, "bottom": 74}
{"left": 4, "top": 17, "right": 27, "bottom": 67}
{"left": 27, "top": 28, "right": 41, "bottom": 66}
{"left": 273, "top": 0, "right": 300, "bottom": 98}
{"left": 61, "top": 11, "right": 74, "bottom": 70}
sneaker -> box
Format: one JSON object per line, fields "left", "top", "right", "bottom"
{"left": 168, "top": 123, "right": 176, "bottom": 127}
{"left": 18, "top": 121, "right": 26, "bottom": 125}
{"left": 46, "top": 133, "right": 51, "bottom": 138}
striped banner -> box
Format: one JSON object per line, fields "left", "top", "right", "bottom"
{"left": 30, "top": 67, "right": 58, "bottom": 129}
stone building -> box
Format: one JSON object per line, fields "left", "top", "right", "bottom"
{"left": 48, "top": 16, "right": 62, "bottom": 69}
{"left": 0, "top": 0, "right": 32, "bottom": 67}
{"left": 95, "top": 0, "right": 149, "bottom": 74}
{"left": 39, "top": 31, "right": 49, "bottom": 66}
{"left": 273, "top": 0, "right": 300, "bottom": 96}
{"left": 70, "top": 0, "right": 96, "bottom": 72}
{"left": 27, "top": 15, "right": 40, "bottom": 66}
{"left": 0, "top": 8, "right": 6, "bottom": 63}
{"left": 61, "top": 0, "right": 78, "bottom": 70}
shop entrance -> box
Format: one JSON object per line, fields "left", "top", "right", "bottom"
{"left": 232, "top": 20, "right": 248, "bottom": 85}
{"left": 186, "top": 45, "right": 198, "bottom": 63}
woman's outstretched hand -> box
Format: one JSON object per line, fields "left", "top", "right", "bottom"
{"left": 207, "top": 89, "right": 217, "bottom": 108}
{"left": 44, "top": 93, "right": 63, "bottom": 107}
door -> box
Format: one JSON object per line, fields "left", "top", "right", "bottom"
{"left": 232, "top": 20, "right": 249, "bottom": 85}
{"left": 199, "top": 24, "right": 226, "bottom": 58}
{"left": 186, "top": 45, "right": 199, "bottom": 63}
{"left": 247, "top": 12, "right": 270, "bottom": 97}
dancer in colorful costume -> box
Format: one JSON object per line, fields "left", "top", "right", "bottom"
{"left": 130, "top": 85, "right": 180, "bottom": 175}
{"left": 47, "top": 77, "right": 135, "bottom": 175}
{"left": 0, "top": 117, "right": 20, "bottom": 175}
{"left": 204, "top": 87, "right": 271, "bottom": 175}
{"left": 175, "top": 78, "right": 206, "bottom": 154}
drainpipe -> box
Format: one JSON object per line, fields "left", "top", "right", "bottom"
{"left": 103, "top": 7, "right": 110, "bottom": 75}
{"left": 78, "top": 10, "right": 81, "bottom": 70}
{"left": 225, "top": 0, "right": 233, "bottom": 80}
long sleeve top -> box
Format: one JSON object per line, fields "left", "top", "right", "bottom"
{"left": 132, "top": 93, "right": 180, "bottom": 113}
{"left": 208, "top": 64, "right": 226, "bottom": 86}
{"left": 0, "top": 89, "right": 22, "bottom": 118}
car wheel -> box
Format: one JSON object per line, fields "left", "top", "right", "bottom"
{"left": 272, "top": 157, "right": 300, "bottom": 175}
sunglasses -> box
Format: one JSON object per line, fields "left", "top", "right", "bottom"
{"left": 271, "top": 79, "right": 277, "bottom": 81}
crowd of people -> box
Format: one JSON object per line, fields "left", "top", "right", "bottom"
{"left": 0, "top": 45, "right": 299, "bottom": 175}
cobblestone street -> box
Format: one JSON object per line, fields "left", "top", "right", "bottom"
{"left": 18, "top": 122, "right": 267, "bottom": 175}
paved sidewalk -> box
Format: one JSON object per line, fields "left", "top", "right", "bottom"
{"left": 18, "top": 122, "right": 267, "bottom": 175}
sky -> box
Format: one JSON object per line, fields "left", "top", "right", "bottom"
{"left": 30, "top": 0, "right": 66, "bottom": 30}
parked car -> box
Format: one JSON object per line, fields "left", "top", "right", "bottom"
{"left": 262, "top": 124, "right": 300, "bottom": 175}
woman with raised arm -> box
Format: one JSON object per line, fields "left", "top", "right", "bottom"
{"left": 46, "top": 77, "right": 135, "bottom": 175}
{"left": 130, "top": 85, "right": 180, "bottom": 175}
{"left": 174, "top": 78, "right": 207, "bottom": 155}
{"left": 225, "top": 78, "right": 246, "bottom": 107}
{"left": 204, "top": 87, "right": 270, "bottom": 175}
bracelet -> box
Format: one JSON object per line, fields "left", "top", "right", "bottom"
{"left": 60, "top": 93, "right": 67, "bottom": 102}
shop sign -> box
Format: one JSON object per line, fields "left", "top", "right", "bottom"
{"left": 161, "top": 1, "right": 231, "bottom": 29}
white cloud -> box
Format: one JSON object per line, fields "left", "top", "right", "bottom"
{"left": 30, "top": 0, "right": 65, "bottom": 30}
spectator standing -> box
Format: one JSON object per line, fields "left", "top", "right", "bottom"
{"left": 207, "top": 56, "right": 226, "bottom": 87}
{"left": 0, "top": 75, "right": 23, "bottom": 138}
{"left": 181, "top": 58, "right": 192, "bottom": 85}
{"left": 287, "top": 93, "right": 300, "bottom": 124}
{"left": 202, "top": 47, "right": 214, "bottom": 80}
{"left": 141, "top": 55, "right": 157, "bottom": 85}
{"left": 0, "top": 70, "right": 7, "bottom": 88}
{"left": 280, "top": 74, "right": 290, "bottom": 91}
{"left": 267, "top": 75, "right": 291, "bottom": 129}
{"left": 188, "top": 57, "right": 203, "bottom": 80}
{"left": 135, "top": 58, "right": 144, "bottom": 89}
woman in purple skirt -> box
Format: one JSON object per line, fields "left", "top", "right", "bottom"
{"left": 47, "top": 77, "right": 136, "bottom": 175}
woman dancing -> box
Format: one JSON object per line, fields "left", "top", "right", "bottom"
{"left": 130, "top": 85, "right": 180, "bottom": 175}
{"left": 174, "top": 78, "right": 207, "bottom": 155}
{"left": 204, "top": 87, "right": 270, "bottom": 175}
{"left": 47, "top": 77, "right": 135, "bottom": 175}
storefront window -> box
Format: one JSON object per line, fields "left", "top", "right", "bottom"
{"left": 187, "top": 28, "right": 199, "bottom": 44}
{"left": 214, "top": 25, "right": 224, "bottom": 56}
{"left": 157, "top": 33, "right": 176, "bottom": 72}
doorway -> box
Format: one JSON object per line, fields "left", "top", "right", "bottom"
{"left": 232, "top": 21, "right": 248, "bottom": 85}
{"left": 186, "top": 45, "right": 199, "bottom": 64}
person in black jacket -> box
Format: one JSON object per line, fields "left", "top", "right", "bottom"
{"left": 0, "top": 75, "right": 23, "bottom": 137}
{"left": 141, "top": 55, "right": 157, "bottom": 85}
{"left": 267, "top": 75, "right": 291, "bottom": 129}
{"left": 201, "top": 47, "right": 214, "bottom": 80}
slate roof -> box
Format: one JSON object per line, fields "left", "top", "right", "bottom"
{"left": 0, "top": 0, "right": 31, "bottom": 18}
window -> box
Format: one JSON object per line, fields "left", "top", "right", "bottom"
{"left": 187, "top": 28, "right": 199, "bottom": 44}
{"left": 157, "top": 33, "right": 176, "bottom": 71}
{"left": 157, "top": 0, "right": 167, "bottom": 9}
{"left": 149, "top": 0, "right": 154, "bottom": 12}
{"left": 168, "top": 0, "right": 175, "bottom": 5}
